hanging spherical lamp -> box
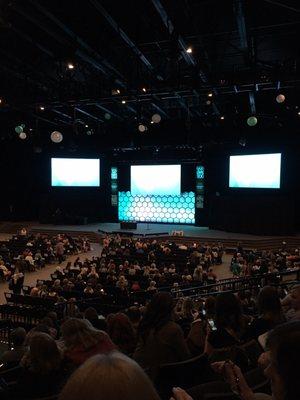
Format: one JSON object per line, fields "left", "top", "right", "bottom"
{"left": 276, "top": 94, "right": 285, "bottom": 103}
{"left": 151, "top": 113, "right": 161, "bottom": 123}
{"left": 50, "top": 131, "right": 63, "bottom": 143}
{"left": 19, "top": 131, "right": 27, "bottom": 140}
{"left": 15, "top": 125, "right": 23, "bottom": 134}
{"left": 247, "top": 116, "right": 258, "bottom": 127}
{"left": 138, "top": 124, "right": 147, "bottom": 132}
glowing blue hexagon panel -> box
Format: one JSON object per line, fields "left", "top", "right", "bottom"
{"left": 118, "top": 192, "right": 195, "bottom": 224}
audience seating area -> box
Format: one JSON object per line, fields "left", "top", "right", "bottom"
{"left": 0, "top": 233, "right": 299, "bottom": 399}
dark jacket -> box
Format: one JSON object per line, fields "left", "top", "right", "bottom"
{"left": 133, "top": 321, "right": 190, "bottom": 379}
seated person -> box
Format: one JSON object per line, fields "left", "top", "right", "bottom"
{"left": 0, "top": 327, "right": 26, "bottom": 369}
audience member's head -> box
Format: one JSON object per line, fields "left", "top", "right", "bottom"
{"left": 138, "top": 292, "right": 174, "bottom": 341}
{"left": 204, "top": 296, "right": 216, "bottom": 318}
{"left": 126, "top": 306, "right": 141, "bottom": 326}
{"left": 215, "top": 293, "right": 242, "bottom": 332}
{"left": 265, "top": 321, "right": 300, "bottom": 400}
{"left": 84, "top": 307, "right": 107, "bottom": 331}
{"left": 107, "top": 313, "right": 136, "bottom": 355}
{"left": 181, "top": 297, "right": 194, "bottom": 319}
{"left": 258, "top": 286, "right": 283, "bottom": 319}
{"left": 59, "top": 352, "right": 160, "bottom": 400}
{"left": 11, "top": 327, "right": 26, "bottom": 347}
{"left": 61, "top": 318, "right": 110, "bottom": 351}
{"left": 28, "top": 332, "right": 61, "bottom": 374}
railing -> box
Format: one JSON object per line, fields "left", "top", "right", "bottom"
{"left": 169, "top": 268, "right": 300, "bottom": 298}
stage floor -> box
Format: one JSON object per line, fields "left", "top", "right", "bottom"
{"left": 29, "top": 222, "right": 276, "bottom": 240}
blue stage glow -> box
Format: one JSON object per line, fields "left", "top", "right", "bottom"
{"left": 118, "top": 192, "right": 195, "bottom": 224}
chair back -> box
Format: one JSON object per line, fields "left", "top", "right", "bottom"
{"left": 155, "top": 353, "right": 217, "bottom": 399}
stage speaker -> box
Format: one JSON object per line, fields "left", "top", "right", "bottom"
{"left": 120, "top": 222, "right": 137, "bottom": 230}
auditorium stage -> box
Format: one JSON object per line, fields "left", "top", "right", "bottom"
{"left": 30, "top": 222, "right": 268, "bottom": 240}
{"left": 1, "top": 221, "right": 300, "bottom": 250}
{"left": 25, "top": 221, "right": 300, "bottom": 250}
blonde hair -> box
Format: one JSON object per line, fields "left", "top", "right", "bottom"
{"left": 59, "top": 352, "right": 160, "bottom": 400}
{"left": 61, "top": 318, "right": 108, "bottom": 351}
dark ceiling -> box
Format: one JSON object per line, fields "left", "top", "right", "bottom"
{"left": 0, "top": 0, "right": 299, "bottom": 151}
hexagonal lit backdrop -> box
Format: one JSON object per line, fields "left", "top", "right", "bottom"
{"left": 118, "top": 192, "right": 195, "bottom": 224}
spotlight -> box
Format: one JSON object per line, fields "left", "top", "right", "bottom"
{"left": 151, "top": 113, "right": 161, "bottom": 123}
{"left": 208, "top": 92, "right": 213, "bottom": 97}
{"left": 67, "top": 63, "right": 75, "bottom": 70}
{"left": 298, "top": 111, "right": 300, "bottom": 116}
{"left": 142, "top": 87, "right": 147, "bottom": 93}
{"left": 112, "top": 89, "right": 121, "bottom": 95}
{"left": 186, "top": 47, "right": 192, "bottom": 54}
{"left": 247, "top": 116, "right": 258, "bottom": 126}
{"left": 220, "top": 116, "right": 225, "bottom": 120}
{"left": 85, "top": 124, "right": 89, "bottom": 128}
{"left": 276, "top": 94, "right": 285, "bottom": 103}
{"left": 50, "top": 131, "right": 63, "bottom": 143}
{"left": 121, "top": 100, "right": 126, "bottom": 104}
{"left": 0, "top": 98, "right": 2, "bottom": 104}
{"left": 39, "top": 106, "right": 45, "bottom": 111}
{"left": 150, "top": 121, "right": 154, "bottom": 124}
{"left": 19, "top": 131, "right": 27, "bottom": 140}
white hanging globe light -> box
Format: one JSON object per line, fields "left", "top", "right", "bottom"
{"left": 19, "top": 131, "right": 27, "bottom": 140}
{"left": 151, "top": 113, "right": 161, "bottom": 123}
{"left": 276, "top": 94, "right": 285, "bottom": 103}
{"left": 138, "top": 124, "right": 147, "bottom": 132}
{"left": 50, "top": 131, "right": 63, "bottom": 143}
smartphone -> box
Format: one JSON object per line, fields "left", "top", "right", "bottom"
{"left": 208, "top": 319, "right": 217, "bottom": 331}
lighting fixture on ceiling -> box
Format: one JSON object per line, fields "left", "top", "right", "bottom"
{"left": 276, "top": 94, "right": 285, "bottom": 103}
{"left": 50, "top": 131, "right": 63, "bottom": 143}
{"left": 138, "top": 124, "right": 147, "bottom": 132}
{"left": 19, "top": 131, "right": 27, "bottom": 140}
{"left": 151, "top": 113, "right": 161, "bottom": 123}
{"left": 247, "top": 116, "right": 258, "bottom": 126}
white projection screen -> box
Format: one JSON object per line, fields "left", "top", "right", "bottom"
{"left": 229, "top": 153, "right": 281, "bottom": 189}
{"left": 51, "top": 158, "right": 100, "bottom": 187}
{"left": 131, "top": 165, "right": 181, "bottom": 195}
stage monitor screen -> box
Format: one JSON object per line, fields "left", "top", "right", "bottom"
{"left": 51, "top": 158, "right": 100, "bottom": 187}
{"left": 229, "top": 153, "right": 281, "bottom": 189}
{"left": 131, "top": 165, "right": 181, "bottom": 195}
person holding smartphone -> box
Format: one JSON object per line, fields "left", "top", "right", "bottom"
{"left": 205, "top": 293, "right": 245, "bottom": 355}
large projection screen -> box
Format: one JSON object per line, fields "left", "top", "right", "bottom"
{"left": 131, "top": 165, "right": 181, "bottom": 195}
{"left": 229, "top": 153, "right": 281, "bottom": 189}
{"left": 51, "top": 158, "right": 100, "bottom": 187}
